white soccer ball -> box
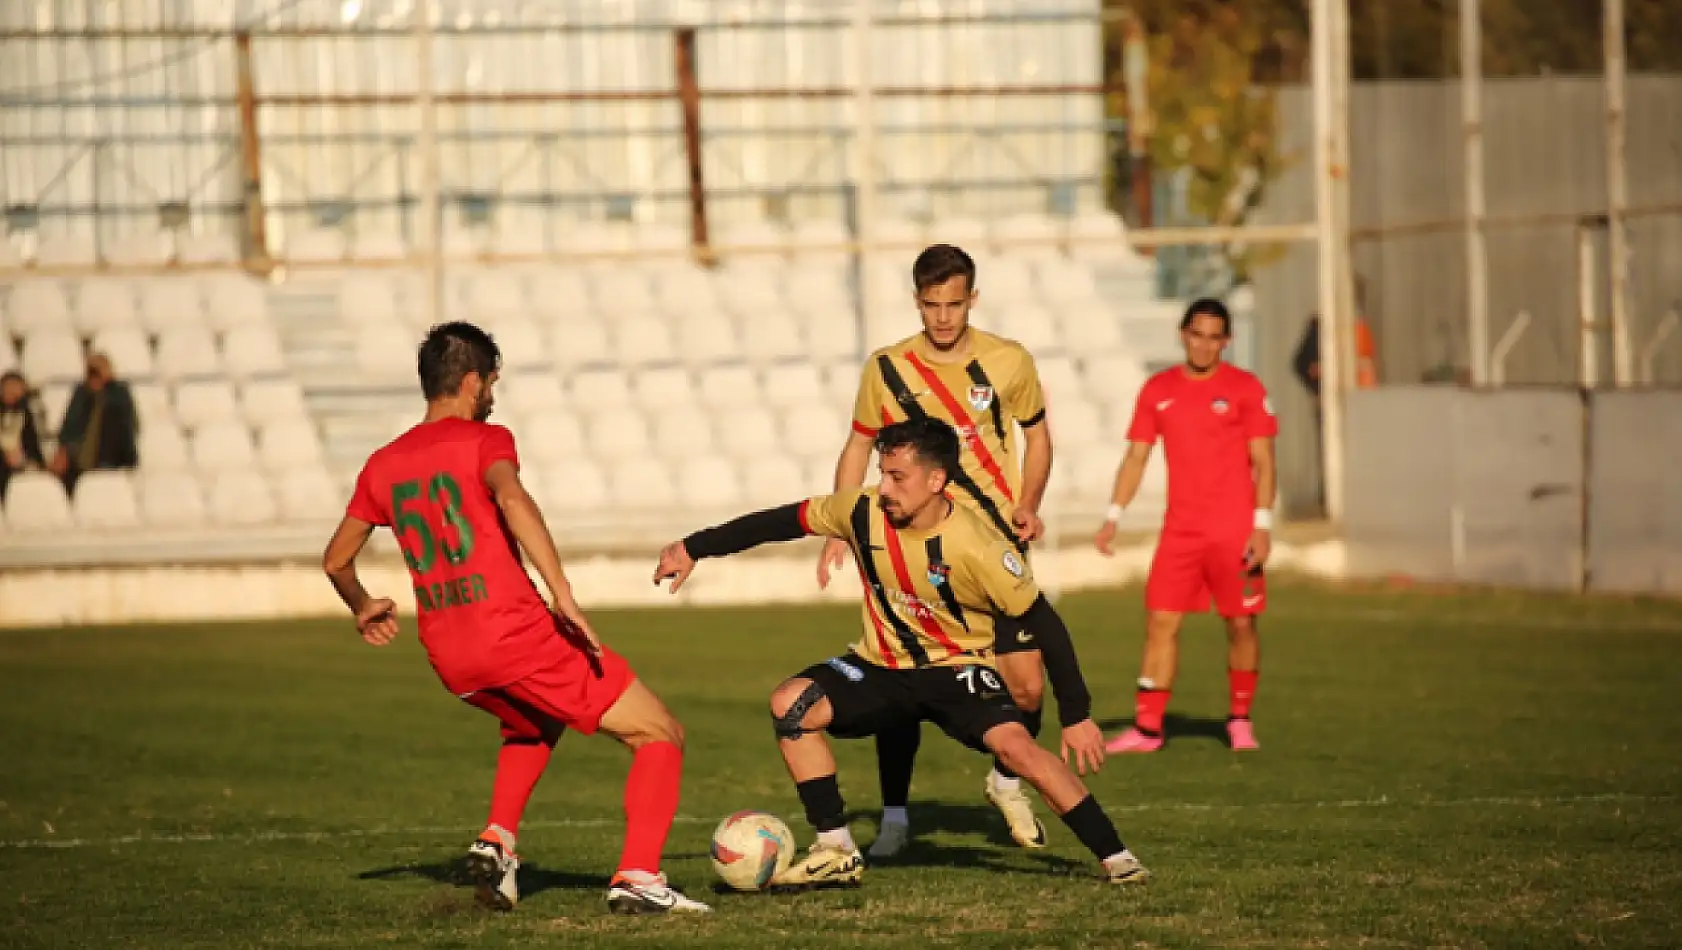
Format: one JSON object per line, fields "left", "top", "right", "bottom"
{"left": 710, "top": 810, "right": 795, "bottom": 892}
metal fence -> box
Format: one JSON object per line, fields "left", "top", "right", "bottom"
{"left": 0, "top": 0, "right": 1107, "bottom": 264}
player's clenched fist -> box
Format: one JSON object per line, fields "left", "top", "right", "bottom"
{"left": 653, "top": 541, "right": 698, "bottom": 593}
{"left": 356, "top": 597, "right": 400, "bottom": 646}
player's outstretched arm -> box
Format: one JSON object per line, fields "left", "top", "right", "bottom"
{"left": 1094, "top": 441, "right": 1153, "bottom": 556}
{"left": 1015, "top": 419, "right": 1053, "bottom": 542}
{"left": 1247, "top": 435, "right": 1277, "bottom": 567}
{"left": 322, "top": 515, "right": 399, "bottom": 646}
{"left": 1010, "top": 595, "right": 1105, "bottom": 774}
{"left": 484, "top": 459, "right": 601, "bottom": 653}
{"left": 655, "top": 501, "right": 812, "bottom": 592}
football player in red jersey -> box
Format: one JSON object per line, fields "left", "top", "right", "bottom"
{"left": 1093, "top": 299, "right": 1278, "bottom": 753}
{"left": 321, "top": 322, "right": 709, "bottom": 916}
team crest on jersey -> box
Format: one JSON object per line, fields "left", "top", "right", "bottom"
{"left": 927, "top": 561, "right": 950, "bottom": 587}
{"left": 967, "top": 384, "right": 995, "bottom": 412}
{"left": 1211, "top": 398, "right": 1231, "bottom": 414}
{"left": 1001, "top": 551, "right": 1025, "bottom": 578}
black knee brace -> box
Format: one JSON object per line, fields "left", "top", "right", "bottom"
{"left": 773, "top": 680, "right": 827, "bottom": 740}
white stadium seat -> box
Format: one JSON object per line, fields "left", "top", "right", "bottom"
{"left": 285, "top": 228, "right": 346, "bottom": 264}
{"left": 37, "top": 383, "right": 73, "bottom": 433}
{"left": 991, "top": 303, "right": 1060, "bottom": 354}
{"left": 73, "top": 470, "right": 141, "bottom": 530}
{"left": 35, "top": 235, "right": 94, "bottom": 268}
{"left": 1034, "top": 257, "right": 1101, "bottom": 305}
{"left": 738, "top": 314, "right": 804, "bottom": 362}
{"left": 175, "top": 379, "right": 241, "bottom": 429}
{"left": 191, "top": 421, "right": 257, "bottom": 472}
{"left": 680, "top": 455, "right": 742, "bottom": 509}
{"left": 742, "top": 455, "right": 807, "bottom": 507}
{"left": 606, "top": 458, "right": 677, "bottom": 509}
{"left": 467, "top": 272, "right": 526, "bottom": 322}
{"left": 6, "top": 280, "right": 71, "bottom": 334}
{"left": 354, "top": 323, "right": 418, "bottom": 380}
{"left": 927, "top": 216, "right": 989, "bottom": 249}
{"left": 673, "top": 311, "right": 743, "bottom": 365}
{"left": 339, "top": 274, "right": 401, "bottom": 327}
{"left": 155, "top": 326, "right": 221, "bottom": 380}
{"left": 715, "top": 266, "right": 782, "bottom": 313}
{"left": 74, "top": 280, "right": 139, "bottom": 334}
{"left": 105, "top": 232, "right": 173, "bottom": 267}
{"left": 1082, "top": 354, "right": 1149, "bottom": 412}
{"left": 821, "top": 362, "right": 863, "bottom": 409}
{"left": 992, "top": 213, "right": 1063, "bottom": 260}
{"left": 240, "top": 378, "right": 308, "bottom": 427}
{"left": 762, "top": 363, "right": 825, "bottom": 408}
{"left": 527, "top": 270, "right": 592, "bottom": 321}
{"left": 542, "top": 459, "right": 611, "bottom": 513}
{"left": 138, "top": 421, "right": 192, "bottom": 471}
{"left": 130, "top": 381, "right": 173, "bottom": 427}
{"left": 139, "top": 279, "right": 203, "bottom": 333}
{"left": 590, "top": 269, "right": 655, "bottom": 313}
{"left": 654, "top": 263, "right": 720, "bottom": 312}
{"left": 717, "top": 405, "right": 780, "bottom": 459}
{"left": 697, "top": 365, "right": 760, "bottom": 410}
{"left": 208, "top": 468, "right": 278, "bottom": 526}
{"left": 513, "top": 411, "right": 586, "bottom": 463}
{"left": 489, "top": 317, "right": 550, "bottom": 371}
{"left": 649, "top": 405, "right": 716, "bottom": 459}
{"left": 1037, "top": 354, "right": 1084, "bottom": 406}
{"left": 222, "top": 325, "right": 287, "bottom": 379}
{"left": 567, "top": 369, "right": 634, "bottom": 413}
{"left": 21, "top": 328, "right": 86, "bottom": 383}
{"left": 781, "top": 403, "right": 847, "bottom": 460}
{"left": 352, "top": 231, "right": 408, "bottom": 263}
{"left": 2, "top": 471, "right": 73, "bottom": 532}
{"left": 981, "top": 255, "right": 1036, "bottom": 303}
{"left": 631, "top": 366, "right": 695, "bottom": 411}
{"left": 807, "top": 308, "right": 861, "bottom": 362}
{"left": 611, "top": 314, "right": 678, "bottom": 367}
{"left": 138, "top": 471, "right": 208, "bottom": 528}
{"left": 275, "top": 465, "right": 340, "bottom": 523}
{"left": 586, "top": 406, "right": 652, "bottom": 459}
{"left": 790, "top": 218, "right": 851, "bottom": 266}
{"left": 90, "top": 327, "right": 155, "bottom": 380}
{"left": 209, "top": 275, "right": 270, "bottom": 330}
{"left": 0, "top": 336, "right": 17, "bottom": 373}
{"left": 177, "top": 232, "right": 238, "bottom": 266}
{"left": 1048, "top": 396, "right": 1105, "bottom": 452}
{"left": 257, "top": 418, "right": 323, "bottom": 471}
{"left": 498, "top": 371, "right": 567, "bottom": 417}
{"left": 547, "top": 317, "right": 613, "bottom": 369}
{"left": 1057, "top": 304, "right": 1126, "bottom": 354}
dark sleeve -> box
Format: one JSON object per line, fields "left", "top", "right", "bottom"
{"left": 1292, "top": 318, "right": 1320, "bottom": 394}
{"left": 21, "top": 401, "right": 43, "bottom": 465}
{"left": 1011, "top": 594, "right": 1092, "bottom": 727}
{"left": 57, "top": 387, "right": 89, "bottom": 444}
{"left": 682, "top": 502, "right": 810, "bottom": 560}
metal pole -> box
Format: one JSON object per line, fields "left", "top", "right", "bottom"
{"left": 1604, "top": 0, "right": 1633, "bottom": 385}
{"left": 1311, "top": 0, "right": 1347, "bottom": 522}
{"left": 1578, "top": 224, "right": 1599, "bottom": 389}
{"left": 1332, "top": 0, "right": 1358, "bottom": 393}
{"left": 413, "top": 0, "right": 444, "bottom": 329}
{"left": 674, "top": 28, "right": 710, "bottom": 263}
{"left": 1461, "top": 0, "right": 1490, "bottom": 385}
{"left": 853, "top": 0, "right": 882, "bottom": 353}
{"left": 234, "top": 31, "right": 271, "bottom": 273}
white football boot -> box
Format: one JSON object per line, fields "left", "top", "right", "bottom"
{"left": 606, "top": 870, "right": 713, "bottom": 915}
{"left": 770, "top": 841, "right": 865, "bottom": 890}
{"left": 465, "top": 833, "right": 520, "bottom": 911}
{"left": 984, "top": 775, "right": 1048, "bottom": 849}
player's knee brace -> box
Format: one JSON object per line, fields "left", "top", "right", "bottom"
{"left": 772, "top": 680, "right": 826, "bottom": 740}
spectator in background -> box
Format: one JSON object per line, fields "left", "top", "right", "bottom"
{"left": 49, "top": 353, "right": 139, "bottom": 494}
{"left": 1292, "top": 290, "right": 1378, "bottom": 515}
{"left": 1, "top": 370, "right": 46, "bottom": 497}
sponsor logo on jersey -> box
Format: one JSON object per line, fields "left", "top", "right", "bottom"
{"left": 826, "top": 656, "right": 866, "bottom": 682}
{"left": 1211, "top": 398, "right": 1231, "bottom": 414}
{"left": 927, "top": 560, "right": 950, "bottom": 587}
{"left": 1002, "top": 551, "right": 1025, "bottom": 578}
{"left": 967, "top": 384, "right": 995, "bottom": 412}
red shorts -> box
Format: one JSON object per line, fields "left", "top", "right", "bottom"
{"left": 460, "top": 643, "right": 635, "bottom": 741}
{"left": 1145, "top": 530, "right": 1267, "bottom": 617}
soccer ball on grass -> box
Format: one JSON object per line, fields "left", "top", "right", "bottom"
{"left": 710, "top": 810, "right": 795, "bottom": 892}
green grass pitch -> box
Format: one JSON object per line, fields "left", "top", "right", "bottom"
{"left": 3, "top": 579, "right": 1681, "bottom": 949}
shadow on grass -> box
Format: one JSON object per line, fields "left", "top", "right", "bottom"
{"left": 359, "top": 855, "right": 601, "bottom": 902}
{"left": 1095, "top": 711, "right": 1232, "bottom": 746}
{"left": 841, "top": 802, "right": 1089, "bottom": 878}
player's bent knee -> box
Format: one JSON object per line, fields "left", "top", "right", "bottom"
{"left": 769, "top": 677, "right": 828, "bottom": 739}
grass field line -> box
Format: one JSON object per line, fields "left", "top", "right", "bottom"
{"left": 2, "top": 792, "right": 1672, "bottom": 852}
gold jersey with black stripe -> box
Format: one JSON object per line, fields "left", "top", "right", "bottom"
{"left": 850, "top": 329, "right": 1046, "bottom": 551}
{"left": 798, "top": 487, "right": 1042, "bottom": 670}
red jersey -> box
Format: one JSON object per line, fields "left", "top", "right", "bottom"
{"left": 347, "top": 418, "right": 568, "bottom": 695}
{"left": 1125, "top": 363, "right": 1277, "bottom": 536}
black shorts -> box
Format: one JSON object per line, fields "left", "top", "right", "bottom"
{"left": 797, "top": 653, "right": 1022, "bottom": 753}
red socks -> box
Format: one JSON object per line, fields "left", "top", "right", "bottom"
{"left": 487, "top": 738, "right": 554, "bottom": 839}
{"left": 1135, "top": 688, "right": 1170, "bottom": 735}
{"left": 1229, "top": 669, "right": 1259, "bottom": 719}
{"left": 617, "top": 741, "right": 684, "bottom": 876}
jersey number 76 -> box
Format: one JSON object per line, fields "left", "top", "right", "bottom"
{"left": 391, "top": 473, "right": 476, "bottom": 574}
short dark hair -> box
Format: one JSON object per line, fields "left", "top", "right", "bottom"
{"left": 1180, "top": 297, "right": 1232, "bottom": 335}
{"left": 874, "top": 417, "right": 962, "bottom": 482}
{"left": 911, "top": 244, "right": 977, "bottom": 295}
{"left": 418, "top": 321, "right": 501, "bottom": 401}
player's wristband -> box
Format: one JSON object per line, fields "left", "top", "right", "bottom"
{"left": 1103, "top": 503, "right": 1125, "bottom": 524}
{"left": 1253, "top": 508, "right": 1274, "bottom": 531}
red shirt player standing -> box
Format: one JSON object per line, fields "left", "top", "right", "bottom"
{"left": 320, "top": 321, "right": 709, "bottom": 915}
{"left": 1092, "top": 299, "right": 1278, "bottom": 753}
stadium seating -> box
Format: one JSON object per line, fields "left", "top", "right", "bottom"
{"left": 1, "top": 211, "right": 1179, "bottom": 560}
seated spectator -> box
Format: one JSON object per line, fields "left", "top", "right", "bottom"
{"left": 49, "top": 353, "right": 139, "bottom": 494}
{"left": 1, "top": 370, "right": 46, "bottom": 497}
